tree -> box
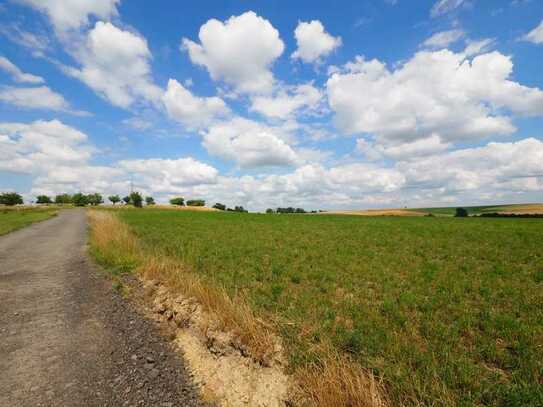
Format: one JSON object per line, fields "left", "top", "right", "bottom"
{"left": 455, "top": 207, "right": 468, "bottom": 217}
{"left": 55, "top": 194, "right": 72, "bottom": 204}
{"left": 234, "top": 205, "right": 247, "bottom": 213}
{"left": 72, "top": 192, "right": 88, "bottom": 207}
{"left": 86, "top": 193, "right": 103, "bottom": 206}
{"left": 145, "top": 196, "right": 155, "bottom": 205}
{"left": 266, "top": 208, "right": 274, "bottom": 214}
{"left": 122, "top": 196, "right": 131, "bottom": 205}
{"left": 0, "top": 192, "right": 23, "bottom": 206}
{"left": 212, "top": 203, "right": 226, "bottom": 211}
{"left": 108, "top": 195, "right": 121, "bottom": 205}
{"left": 36, "top": 195, "right": 52, "bottom": 204}
{"left": 130, "top": 191, "right": 143, "bottom": 208}
{"left": 169, "top": 197, "right": 185, "bottom": 206}
{"left": 186, "top": 199, "right": 205, "bottom": 207}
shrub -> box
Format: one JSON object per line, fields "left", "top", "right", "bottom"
{"left": 266, "top": 208, "right": 274, "bottom": 214}
{"left": 0, "top": 192, "right": 23, "bottom": 206}
{"left": 169, "top": 197, "right": 185, "bottom": 206}
{"left": 145, "top": 196, "right": 155, "bottom": 205}
{"left": 130, "top": 192, "right": 143, "bottom": 208}
{"left": 108, "top": 195, "right": 121, "bottom": 205}
{"left": 36, "top": 195, "right": 52, "bottom": 204}
{"left": 186, "top": 199, "right": 205, "bottom": 207}
{"left": 455, "top": 207, "right": 468, "bottom": 217}
{"left": 122, "top": 196, "right": 131, "bottom": 205}
{"left": 72, "top": 192, "right": 88, "bottom": 207}
{"left": 212, "top": 202, "right": 226, "bottom": 210}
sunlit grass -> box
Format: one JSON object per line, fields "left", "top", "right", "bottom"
{"left": 116, "top": 208, "right": 542, "bottom": 405}
{"left": 0, "top": 206, "right": 58, "bottom": 235}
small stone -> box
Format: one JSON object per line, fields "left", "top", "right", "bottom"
{"left": 146, "top": 356, "right": 155, "bottom": 363}
{"left": 131, "top": 354, "right": 138, "bottom": 361}
{"left": 148, "top": 368, "right": 160, "bottom": 379}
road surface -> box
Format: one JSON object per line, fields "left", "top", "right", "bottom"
{"left": 0, "top": 209, "right": 202, "bottom": 406}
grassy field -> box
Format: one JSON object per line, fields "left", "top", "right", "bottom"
{"left": 100, "top": 208, "right": 542, "bottom": 405}
{"left": 0, "top": 206, "right": 58, "bottom": 235}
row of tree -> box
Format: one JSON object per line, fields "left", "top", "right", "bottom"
{"left": 169, "top": 197, "right": 206, "bottom": 207}
{"left": 266, "top": 207, "right": 317, "bottom": 214}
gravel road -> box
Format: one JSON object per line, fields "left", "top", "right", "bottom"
{"left": 0, "top": 209, "right": 203, "bottom": 407}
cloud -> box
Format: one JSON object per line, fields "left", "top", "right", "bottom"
{"left": 430, "top": 0, "right": 466, "bottom": 18}
{"left": 182, "top": 11, "right": 284, "bottom": 94}
{"left": 163, "top": 79, "right": 230, "bottom": 129}
{"left": 202, "top": 118, "right": 300, "bottom": 168}
{"left": 119, "top": 158, "right": 219, "bottom": 191}
{"left": 422, "top": 29, "right": 464, "bottom": 49}
{"left": 64, "top": 21, "right": 161, "bottom": 108}
{"left": 357, "top": 135, "right": 451, "bottom": 161}
{"left": 0, "top": 56, "right": 44, "bottom": 83}
{"left": 326, "top": 50, "right": 543, "bottom": 144}
{"left": 250, "top": 83, "right": 323, "bottom": 120}
{"left": 291, "top": 20, "right": 342, "bottom": 64}
{"left": 0, "top": 119, "right": 94, "bottom": 174}
{"left": 523, "top": 20, "right": 543, "bottom": 45}
{"left": 19, "top": 0, "right": 120, "bottom": 33}
{"left": 399, "top": 138, "right": 543, "bottom": 195}
{"left": 0, "top": 24, "right": 50, "bottom": 56}
{"left": 0, "top": 86, "right": 70, "bottom": 111}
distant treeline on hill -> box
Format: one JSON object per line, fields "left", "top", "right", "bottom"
{"left": 479, "top": 212, "right": 543, "bottom": 218}
{"left": 266, "top": 207, "right": 318, "bottom": 214}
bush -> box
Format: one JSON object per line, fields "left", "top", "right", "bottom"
{"left": 186, "top": 199, "right": 205, "bottom": 207}
{"left": 169, "top": 197, "right": 185, "bottom": 206}
{"left": 36, "top": 195, "right": 52, "bottom": 204}
{"left": 130, "top": 192, "right": 143, "bottom": 208}
{"left": 0, "top": 192, "right": 23, "bottom": 206}
{"left": 55, "top": 193, "right": 72, "bottom": 204}
{"left": 266, "top": 208, "right": 274, "bottom": 214}
{"left": 145, "top": 196, "right": 155, "bottom": 205}
{"left": 455, "top": 207, "right": 468, "bottom": 217}
{"left": 213, "top": 203, "right": 226, "bottom": 210}
{"left": 108, "top": 195, "right": 121, "bottom": 205}
{"left": 122, "top": 196, "right": 131, "bottom": 205}
{"left": 72, "top": 192, "right": 88, "bottom": 207}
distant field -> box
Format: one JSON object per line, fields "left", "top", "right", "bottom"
{"left": 111, "top": 209, "right": 542, "bottom": 405}
{"left": 0, "top": 206, "right": 58, "bottom": 235}
{"left": 409, "top": 203, "right": 543, "bottom": 216}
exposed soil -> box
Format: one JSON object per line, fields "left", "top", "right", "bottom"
{"left": 0, "top": 209, "right": 203, "bottom": 407}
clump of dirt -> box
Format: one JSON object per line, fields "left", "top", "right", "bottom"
{"left": 140, "top": 279, "right": 290, "bottom": 406}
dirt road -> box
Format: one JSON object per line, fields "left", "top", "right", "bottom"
{"left": 0, "top": 209, "right": 202, "bottom": 407}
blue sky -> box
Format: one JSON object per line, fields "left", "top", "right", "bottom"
{"left": 0, "top": 0, "right": 542, "bottom": 210}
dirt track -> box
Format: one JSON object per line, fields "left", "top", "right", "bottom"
{"left": 0, "top": 209, "right": 202, "bottom": 407}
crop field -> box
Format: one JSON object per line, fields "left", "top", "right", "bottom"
{"left": 0, "top": 207, "right": 58, "bottom": 235}
{"left": 409, "top": 203, "right": 543, "bottom": 216}
{"left": 108, "top": 208, "right": 542, "bottom": 405}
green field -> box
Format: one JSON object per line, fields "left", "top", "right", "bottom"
{"left": 114, "top": 209, "right": 542, "bottom": 406}
{"left": 0, "top": 207, "right": 58, "bottom": 235}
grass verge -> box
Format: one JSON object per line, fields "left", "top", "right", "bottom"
{"left": 0, "top": 206, "right": 59, "bottom": 235}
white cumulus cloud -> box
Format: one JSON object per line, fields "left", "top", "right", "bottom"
{"left": 202, "top": 118, "right": 300, "bottom": 168}
{"left": 182, "top": 11, "right": 284, "bottom": 94}
{"left": 250, "top": 83, "right": 323, "bottom": 120}
{"left": 291, "top": 20, "right": 342, "bottom": 64}
{"left": 163, "top": 79, "right": 230, "bottom": 129}
{"left": 19, "top": 0, "right": 120, "bottom": 33}
{"left": 65, "top": 21, "right": 161, "bottom": 108}
{"left": 327, "top": 50, "right": 543, "bottom": 144}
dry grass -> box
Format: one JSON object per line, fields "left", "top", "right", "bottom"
{"left": 323, "top": 209, "right": 426, "bottom": 217}
{"left": 498, "top": 204, "right": 543, "bottom": 214}
{"left": 294, "top": 352, "right": 388, "bottom": 407}
{"left": 88, "top": 209, "right": 388, "bottom": 406}
{"left": 87, "top": 209, "right": 274, "bottom": 364}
